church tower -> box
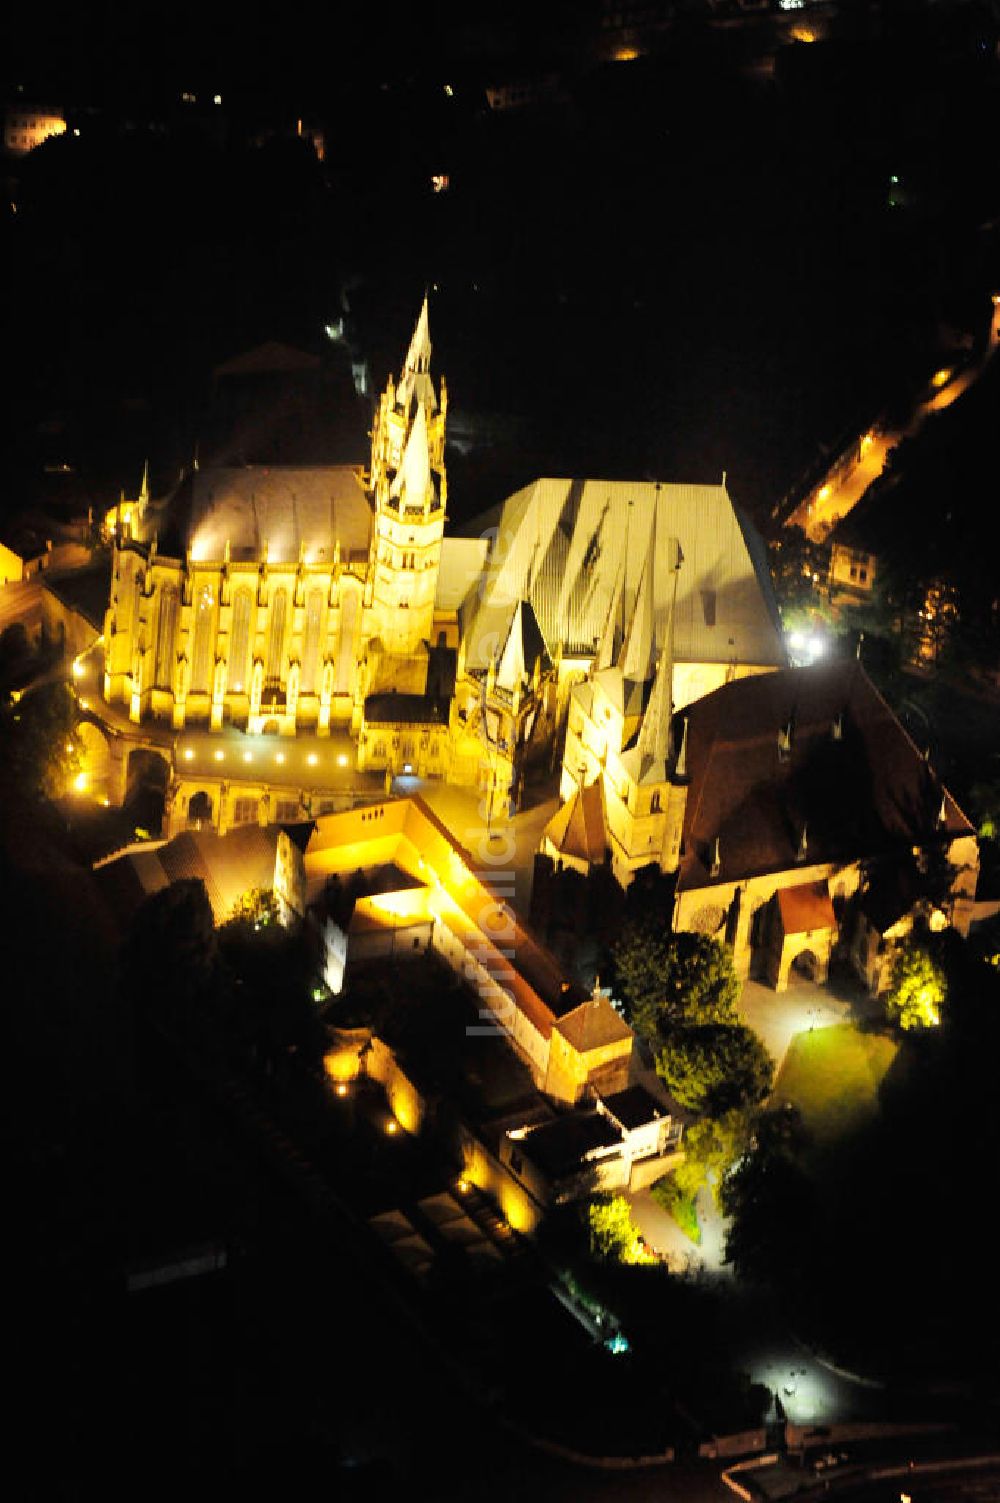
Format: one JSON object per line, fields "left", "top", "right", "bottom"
{"left": 364, "top": 297, "right": 448, "bottom": 691}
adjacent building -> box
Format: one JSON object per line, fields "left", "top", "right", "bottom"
{"left": 669, "top": 661, "right": 977, "bottom": 992}
{"left": 304, "top": 795, "right": 639, "bottom": 1105}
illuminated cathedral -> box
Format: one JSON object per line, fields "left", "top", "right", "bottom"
{"left": 100, "top": 299, "right": 786, "bottom": 859}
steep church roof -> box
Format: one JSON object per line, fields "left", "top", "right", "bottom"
{"left": 389, "top": 400, "right": 433, "bottom": 507}
{"left": 542, "top": 778, "right": 609, "bottom": 866}
{"left": 396, "top": 295, "right": 438, "bottom": 414}
{"left": 175, "top": 465, "right": 371, "bottom": 564}
{"left": 676, "top": 661, "right": 974, "bottom": 893}
{"left": 459, "top": 478, "right": 784, "bottom": 679}
{"left": 495, "top": 599, "right": 550, "bottom": 692}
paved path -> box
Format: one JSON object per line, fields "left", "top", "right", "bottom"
{"left": 418, "top": 777, "right": 559, "bottom": 919}
{"left": 629, "top": 1184, "right": 730, "bottom": 1277}
{"left": 738, "top": 976, "right": 882, "bottom": 1078}
{"left": 0, "top": 578, "right": 45, "bottom": 634}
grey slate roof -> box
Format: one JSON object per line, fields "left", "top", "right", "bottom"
{"left": 179, "top": 465, "right": 372, "bottom": 565}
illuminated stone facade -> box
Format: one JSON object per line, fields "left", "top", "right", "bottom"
{"left": 102, "top": 301, "right": 448, "bottom": 744}
{"left": 97, "top": 299, "right": 786, "bottom": 832}
{"left": 543, "top": 489, "right": 784, "bottom": 885}
{"left": 304, "top": 796, "right": 634, "bottom": 1105}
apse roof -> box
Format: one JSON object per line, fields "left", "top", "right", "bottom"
{"left": 177, "top": 465, "right": 372, "bottom": 565}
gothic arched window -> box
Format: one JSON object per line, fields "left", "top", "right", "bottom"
{"left": 301, "top": 588, "right": 324, "bottom": 694}
{"left": 191, "top": 585, "right": 216, "bottom": 694}
{"left": 227, "top": 587, "right": 253, "bottom": 694}
{"left": 265, "top": 587, "right": 288, "bottom": 687}
{"left": 154, "top": 585, "right": 179, "bottom": 689}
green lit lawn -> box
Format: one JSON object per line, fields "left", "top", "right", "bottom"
{"left": 771, "top": 1023, "right": 898, "bottom": 1147}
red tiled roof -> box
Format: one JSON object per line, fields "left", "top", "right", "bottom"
{"left": 777, "top": 881, "right": 836, "bottom": 935}
{"left": 677, "top": 663, "right": 973, "bottom": 891}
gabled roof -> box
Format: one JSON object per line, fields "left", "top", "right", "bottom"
{"left": 176, "top": 464, "right": 371, "bottom": 564}
{"left": 96, "top": 825, "right": 285, "bottom": 926}
{"left": 776, "top": 881, "right": 836, "bottom": 935}
{"left": 554, "top": 994, "right": 632, "bottom": 1054}
{"left": 389, "top": 399, "right": 433, "bottom": 506}
{"left": 542, "top": 779, "right": 609, "bottom": 866}
{"left": 495, "top": 599, "right": 550, "bottom": 692}
{"left": 677, "top": 661, "right": 975, "bottom": 892}
{"left": 599, "top": 1084, "right": 669, "bottom": 1131}
{"left": 860, "top": 861, "right": 923, "bottom": 935}
{"left": 460, "top": 477, "right": 785, "bottom": 676}
{"left": 364, "top": 692, "right": 446, "bottom": 726}
{"left": 435, "top": 536, "right": 490, "bottom": 612}
{"left": 303, "top": 796, "right": 591, "bottom": 1037}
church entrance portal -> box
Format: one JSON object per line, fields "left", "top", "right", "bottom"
{"left": 791, "top": 948, "right": 821, "bottom": 983}
{"left": 188, "top": 790, "right": 213, "bottom": 828}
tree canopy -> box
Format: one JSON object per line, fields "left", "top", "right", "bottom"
{"left": 655, "top": 1023, "right": 774, "bottom": 1116}
{"left": 766, "top": 526, "right": 831, "bottom": 630}
{"left": 121, "top": 878, "right": 220, "bottom": 1031}
{"left": 227, "top": 886, "right": 281, "bottom": 928}
{"left": 0, "top": 681, "right": 83, "bottom": 802}
{"left": 673, "top": 1109, "right": 751, "bottom": 1206}
{"left": 585, "top": 1196, "right": 654, "bottom": 1265}
{"left": 885, "top": 940, "right": 946, "bottom": 1030}
{"left": 721, "top": 1130, "right": 816, "bottom": 1289}
{"left": 612, "top": 926, "right": 740, "bottom": 1041}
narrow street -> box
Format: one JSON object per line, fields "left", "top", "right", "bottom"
{"left": 784, "top": 312, "right": 999, "bottom": 545}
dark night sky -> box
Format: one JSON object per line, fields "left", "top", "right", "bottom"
{"left": 4, "top": 2, "right": 999, "bottom": 526}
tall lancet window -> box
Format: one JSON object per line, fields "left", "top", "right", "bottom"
{"left": 191, "top": 585, "right": 216, "bottom": 693}
{"left": 227, "top": 587, "right": 253, "bottom": 694}
{"left": 154, "top": 585, "right": 179, "bottom": 689}
{"left": 301, "top": 589, "right": 324, "bottom": 693}
{"left": 265, "top": 588, "right": 288, "bottom": 688}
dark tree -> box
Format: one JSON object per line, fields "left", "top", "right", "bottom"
{"left": 0, "top": 681, "right": 82, "bottom": 802}
{"left": 121, "top": 878, "right": 219, "bottom": 1033}
{"left": 612, "top": 925, "right": 740, "bottom": 1041}
{"left": 655, "top": 1023, "right": 774, "bottom": 1116}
